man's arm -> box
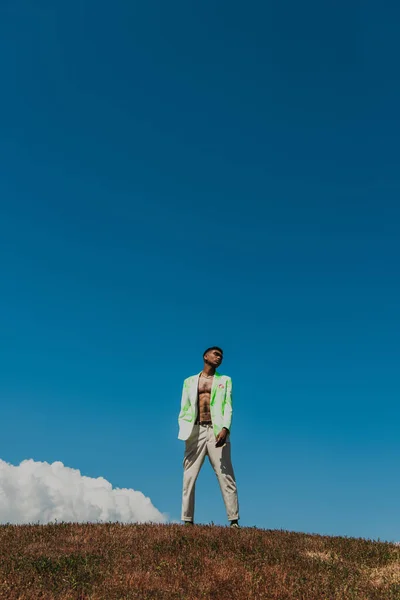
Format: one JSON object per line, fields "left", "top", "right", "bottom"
{"left": 216, "top": 377, "right": 233, "bottom": 446}
{"left": 178, "top": 378, "right": 190, "bottom": 421}
{"left": 222, "top": 377, "right": 233, "bottom": 432}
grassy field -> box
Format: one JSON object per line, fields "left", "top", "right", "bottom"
{"left": 0, "top": 523, "right": 399, "bottom": 599}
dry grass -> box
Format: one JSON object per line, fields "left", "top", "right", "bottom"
{"left": 0, "top": 523, "right": 399, "bottom": 599}
{"left": 368, "top": 562, "right": 400, "bottom": 588}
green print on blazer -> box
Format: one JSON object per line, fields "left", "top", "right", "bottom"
{"left": 178, "top": 372, "right": 233, "bottom": 441}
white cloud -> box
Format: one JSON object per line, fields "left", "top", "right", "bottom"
{"left": 0, "top": 458, "right": 168, "bottom": 525}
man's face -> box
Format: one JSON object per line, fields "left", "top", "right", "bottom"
{"left": 205, "top": 349, "right": 223, "bottom": 367}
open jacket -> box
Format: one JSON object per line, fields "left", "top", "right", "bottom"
{"left": 178, "top": 372, "right": 233, "bottom": 441}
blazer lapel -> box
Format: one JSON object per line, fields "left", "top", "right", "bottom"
{"left": 210, "top": 371, "right": 221, "bottom": 405}
{"left": 189, "top": 373, "right": 201, "bottom": 408}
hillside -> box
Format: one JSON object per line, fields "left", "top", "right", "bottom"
{"left": 0, "top": 523, "right": 398, "bottom": 599}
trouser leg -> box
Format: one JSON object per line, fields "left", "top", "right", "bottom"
{"left": 207, "top": 426, "right": 239, "bottom": 521}
{"left": 181, "top": 424, "right": 207, "bottom": 521}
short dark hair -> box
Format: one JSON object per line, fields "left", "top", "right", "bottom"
{"left": 203, "top": 346, "right": 223, "bottom": 358}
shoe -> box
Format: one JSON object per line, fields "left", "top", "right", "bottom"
{"left": 230, "top": 520, "right": 240, "bottom": 528}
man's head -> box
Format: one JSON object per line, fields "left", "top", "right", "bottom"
{"left": 203, "top": 346, "right": 223, "bottom": 368}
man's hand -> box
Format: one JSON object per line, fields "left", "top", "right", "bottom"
{"left": 215, "top": 428, "right": 229, "bottom": 447}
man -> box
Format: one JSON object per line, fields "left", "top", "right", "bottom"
{"left": 178, "top": 346, "right": 240, "bottom": 528}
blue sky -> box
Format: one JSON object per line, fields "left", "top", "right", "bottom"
{"left": 0, "top": 0, "right": 399, "bottom": 540}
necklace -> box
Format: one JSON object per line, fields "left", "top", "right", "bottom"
{"left": 201, "top": 372, "right": 214, "bottom": 379}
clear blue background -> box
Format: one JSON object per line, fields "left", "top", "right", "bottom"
{"left": 1, "top": 0, "right": 399, "bottom": 540}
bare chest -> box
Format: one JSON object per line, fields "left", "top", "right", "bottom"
{"left": 198, "top": 376, "right": 213, "bottom": 395}
{"left": 197, "top": 375, "right": 213, "bottom": 420}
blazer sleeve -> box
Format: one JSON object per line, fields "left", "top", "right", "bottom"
{"left": 222, "top": 377, "right": 233, "bottom": 431}
{"left": 178, "top": 379, "right": 190, "bottom": 422}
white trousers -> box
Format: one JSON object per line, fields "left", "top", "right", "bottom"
{"left": 181, "top": 423, "right": 239, "bottom": 522}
